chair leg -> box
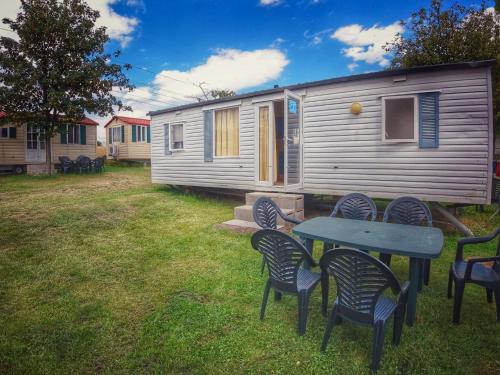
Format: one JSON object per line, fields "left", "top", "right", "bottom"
{"left": 260, "top": 257, "right": 266, "bottom": 275}
{"left": 274, "top": 291, "right": 282, "bottom": 301}
{"left": 494, "top": 288, "right": 500, "bottom": 323}
{"left": 447, "top": 268, "right": 453, "bottom": 299}
{"left": 321, "top": 271, "right": 329, "bottom": 317}
{"left": 297, "top": 291, "right": 310, "bottom": 336}
{"left": 260, "top": 281, "right": 271, "bottom": 320}
{"left": 321, "top": 305, "right": 339, "bottom": 351}
{"left": 392, "top": 303, "right": 406, "bottom": 346}
{"left": 423, "top": 260, "right": 431, "bottom": 286}
{"left": 453, "top": 281, "right": 465, "bottom": 324}
{"left": 486, "top": 289, "right": 493, "bottom": 304}
{"left": 323, "top": 242, "right": 332, "bottom": 255}
{"left": 371, "top": 321, "right": 386, "bottom": 372}
{"left": 379, "top": 253, "right": 392, "bottom": 266}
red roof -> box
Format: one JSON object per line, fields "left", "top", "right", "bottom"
{"left": 104, "top": 115, "right": 150, "bottom": 128}
{"left": 0, "top": 112, "right": 97, "bottom": 126}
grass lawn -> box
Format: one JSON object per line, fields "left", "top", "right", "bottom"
{"left": 0, "top": 166, "right": 499, "bottom": 374}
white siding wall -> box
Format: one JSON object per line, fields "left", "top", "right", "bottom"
{"left": 151, "top": 67, "right": 492, "bottom": 204}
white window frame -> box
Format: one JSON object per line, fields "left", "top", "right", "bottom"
{"left": 111, "top": 126, "right": 121, "bottom": 143}
{"left": 381, "top": 95, "right": 419, "bottom": 143}
{"left": 64, "top": 124, "right": 81, "bottom": 145}
{"left": 168, "top": 122, "right": 184, "bottom": 152}
{"left": 213, "top": 105, "right": 241, "bottom": 159}
{"left": 135, "top": 125, "right": 147, "bottom": 143}
{"left": 0, "top": 126, "right": 11, "bottom": 138}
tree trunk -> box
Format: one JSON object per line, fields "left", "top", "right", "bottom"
{"left": 45, "top": 133, "right": 52, "bottom": 176}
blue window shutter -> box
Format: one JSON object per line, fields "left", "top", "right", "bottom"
{"left": 79, "top": 125, "right": 86, "bottom": 145}
{"left": 131, "top": 125, "right": 136, "bottom": 142}
{"left": 204, "top": 110, "right": 213, "bottom": 162}
{"left": 121, "top": 126, "right": 125, "bottom": 143}
{"left": 147, "top": 127, "right": 151, "bottom": 143}
{"left": 108, "top": 127, "right": 112, "bottom": 143}
{"left": 164, "top": 124, "right": 172, "bottom": 155}
{"left": 419, "top": 92, "right": 439, "bottom": 148}
{"left": 9, "top": 127, "right": 16, "bottom": 139}
{"left": 61, "top": 126, "right": 67, "bottom": 144}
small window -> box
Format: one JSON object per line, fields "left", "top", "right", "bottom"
{"left": 135, "top": 125, "right": 148, "bottom": 142}
{"left": 214, "top": 107, "right": 239, "bottom": 156}
{"left": 0, "top": 127, "right": 8, "bottom": 138}
{"left": 170, "top": 123, "right": 184, "bottom": 150}
{"left": 111, "top": 127, "right": 121, "bottom": 143}
{"left": 382, "top": 96, "right": 418, "bottom": 142}
{"left": 65, "top": 125, "right": 80, "bottom": 144}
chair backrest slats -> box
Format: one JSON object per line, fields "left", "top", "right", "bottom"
{"left": 320, "top": 248, "right": 400, "bottom": 324}
{"left": 253, "top": 197, "right": 281, "bottom": 229}
{"left": 252, "top": 229, "right": 312, "bottom": 293}
{"left": 331, "top": 193, "right": 377, "bottom": 221}
{"left": 383, "top": 196, "right": 432, "bottom": 227}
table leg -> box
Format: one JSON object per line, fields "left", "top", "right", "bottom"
{"left": 407, "top": 257, "right": 421, "bottom": 326}
{"left": 304, "top": 238, "right": 314, "bottom": 269}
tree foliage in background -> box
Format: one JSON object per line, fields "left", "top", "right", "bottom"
{"left": 0, "top": 0, "right": 134, "bottom": 174}
{"left": 386, "top": 0, "right": 500, "bottom": 128}
{"left": 191, "top": 83, "right": 236, "bottom": 102}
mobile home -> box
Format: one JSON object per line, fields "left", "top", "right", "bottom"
{"left": 104, "top": 116, "right": 151, "bottom": 162}
{"left": 0, "top": 113, "right": 98, "bottom": 174}
{"left": 149, "top": 60, "right": 495, "bottom": 205}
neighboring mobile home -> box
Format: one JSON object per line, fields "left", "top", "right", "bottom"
{"left": 104, "top": 116, "right": 151, "bottom": 162}
{"left": 0, "top": 113, "right": 98, "bottom": 174}
{"left": 149, "top": 60, "right": 495, "bottom": 205}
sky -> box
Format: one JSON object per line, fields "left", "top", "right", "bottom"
{"left": 0, "top": 0, "right": 494, "bottom": 141}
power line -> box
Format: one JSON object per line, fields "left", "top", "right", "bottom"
{"left": 113, "top": 59, "right": 199, "bottom": 89}
{"left": 0, "top": 27, "right": 16, "bottom": 34}
{"left": 128, "top": 80, "right": 195, "bottom": 102}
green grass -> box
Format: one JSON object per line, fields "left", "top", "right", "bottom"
{"left": 0, "top": 166, "right": 499, "bottom": 374}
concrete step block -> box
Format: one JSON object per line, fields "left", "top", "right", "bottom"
{"left": 245, "top": 192, "right": 304, "bottom": 210}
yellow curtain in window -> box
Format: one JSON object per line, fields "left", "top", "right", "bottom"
{"left": 215, "top": 108, "right": 239, "bottom": 156}
{"left": 259, "top": 107, "right": 269, "bottom": 182}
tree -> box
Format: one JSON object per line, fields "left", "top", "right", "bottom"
{"left": 190, "top": 82, "right": 236, "bottom": 102}
{"left": 386, "top": 0, "right": 500, "bottom": 128}
{"left": 0, "top": 0, "right": 133, "bottom": 174}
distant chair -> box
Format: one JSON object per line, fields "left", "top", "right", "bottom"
{"left": 251, "top": 229, "right": 320, "bottom": 335}
{"left": 447, "top": 228, "right": 500, "bottom": 324}
{"left": 58, "top": 156, "right": 73, "bottom": 174}
{"left": 253, "top": 197, "right": 303, "bottom": 274}
{"left": 75, "top": 155, "right": 91, "bottom": 173}
{"left": 379, "top": 197, "right": 433, "bottom": 286}
{"left": 92, "top": 157, "right": 105, "bottom": 173}
{"left": 324, "top": 193, "right": 377, "bottom": 252}
{"left": 320, "top": 248, "right": 409, "bottom": 372}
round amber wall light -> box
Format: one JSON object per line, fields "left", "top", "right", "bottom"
{"left": 351, "top": 102, "right": 362, "bottom": 115}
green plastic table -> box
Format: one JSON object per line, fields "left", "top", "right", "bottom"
{"left": 292, "top": 216, "right": 444, "bottom": 326}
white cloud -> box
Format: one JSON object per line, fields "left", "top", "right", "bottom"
{"left": 304, "top": 28, "right": 333, "bottom": 46}
{"left": 259, "top": 0, "right": 282, "bottom": 7}
{"left": 331, "top": 22, "right": 403, "bottom": 67}
{"left": 107, "top": 48, "right": 290, "bottom": 122}
{"left": 0, "top": 0, "right": 139, "bottom": 47}
{"left": 347, "top": 63, "right": 358, "bottom": 71}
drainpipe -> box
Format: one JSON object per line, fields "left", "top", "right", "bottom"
{"left": 431, "top": 203, "right": 474, "bottom": 237}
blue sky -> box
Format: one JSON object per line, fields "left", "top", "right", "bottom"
{"left": 1, "top": 0, "right": 493, "bottom": 127}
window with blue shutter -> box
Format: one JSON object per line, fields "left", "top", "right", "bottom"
{"left": 203, "top": 110, "right": 213, "bottom": 162}
{"left": 147, "top": 127, "right": 151, "bottom": 143}
{"left": 131, "top": 125, "right": 137, "bottom": 142}
{"left": 9, "top": 127, "right": 16, "bottom": 139}
{"left": 80, "top": 125, "right": 86, "bottom": 145}
{"left": 418, "top": 92, "right": 439, "bottom": 148}
{"left": 164, "top": 124, "right": 172, "bottom": 155}
{"left": 108, "top": 127, "right": 112, "bottom": 143}
{"left": 121, "top": 126, "right": 125, "bottom": 143}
